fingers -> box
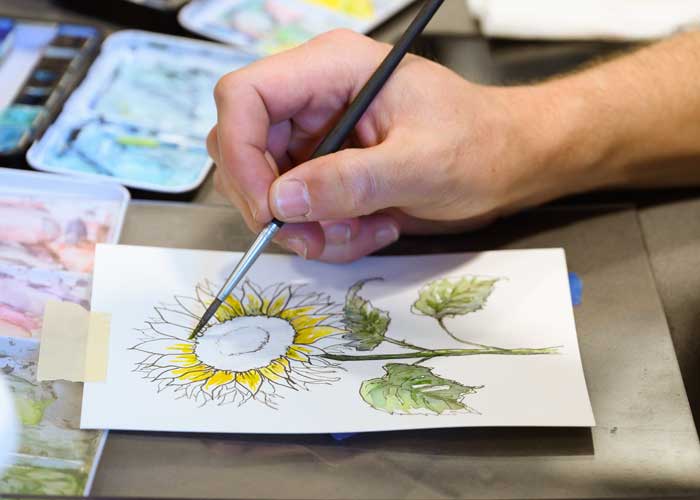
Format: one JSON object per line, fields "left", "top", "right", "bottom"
{"left": 212, "top": 30, "right": 385, "bottom": 225}
{"left": 268, "top": 143, "right": 424, "bottom": 222}
{"left": 275, "top": 214, "right": 400, "bottom": 263}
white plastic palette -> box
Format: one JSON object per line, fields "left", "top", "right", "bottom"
{"left": 179, "top": 0, "right": 417, "bottom": 55}
{"left": 0, "top": 167, "right": 129, "bottom": 496}
{"left": 28, "top": 30, "right": 256, "bottom": 194}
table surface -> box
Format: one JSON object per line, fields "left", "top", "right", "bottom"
{"left": 90, "top": 202, "right": 699, "bottom": 500}
{"left": 3, "top": 1, "right": 700, "bottom": 499}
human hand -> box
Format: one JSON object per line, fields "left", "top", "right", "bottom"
{"left": 208, "top": 30, "right": 572, "bottom": 262}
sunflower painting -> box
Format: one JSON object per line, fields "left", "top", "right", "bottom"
{"left": 131, "top": 277, "right": 561, "bottom": 414}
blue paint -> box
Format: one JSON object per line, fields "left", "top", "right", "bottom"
{"left": 330, "top": 272, "right": 584, "bottom": 442}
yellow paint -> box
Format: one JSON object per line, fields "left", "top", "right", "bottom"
{"left": 286, "top": 346, "right": 309, "bottom": 362}
{"left": 266, "top": 289, "right": 290, "bottom": 316}
{"left": 245, "top": 293, "right": 263, "bottom": 315}
{"left": 172, "top": 353, "right": 200, "bottom": 367}
{"left": 294, "top": 325, "right": 343, "bottom": 344}
{"left": 167, "top": 343, "right": 194, "bottom": 353}
{"left": 204, "top": 370, "right": 234, "bottom": 389}
{"left": 236, "top": 369, "right": 263, "bottom": 394}
{"left": 173, "top": 367, "right": 214, "bottom": 382}
{"left": 290, "top": 314, "right": 329, "bottom": 331}
{"left": 307, "top": 0, "right": 375, "bottom": 18}
{"left": 279, "top": 305, "right": 316, "bottom": 321}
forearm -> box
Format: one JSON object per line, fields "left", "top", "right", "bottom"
{"left": 516, "top": 31, "right": 700, "bottom": 199}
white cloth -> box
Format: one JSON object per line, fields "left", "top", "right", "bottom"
{"left": 467, "top": 0, "right": 700, "bottom": 40}
{"left": 0, "top": 374, "right": 17, "bottom": 476}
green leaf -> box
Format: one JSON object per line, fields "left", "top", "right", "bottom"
{"left": 342, "top": 278, "right": 390, "bottom": 351}
{"left": 411, "top": 276, "right": 499, "bottom": 320}
{"left": 360, "top": 363, "right": 482, "bottom": 415}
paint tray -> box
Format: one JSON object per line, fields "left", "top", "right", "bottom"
{"left": 0, "top": 167, "right": 129, "bottom": 497}
{"left": 27, "top": 30, "right": 256, "bottom": 195}
{"left": 178, "top": 0, "right": 417, "bottom": 56}
{"left": 0, "top": 17, "right": 101, "bottom": 165}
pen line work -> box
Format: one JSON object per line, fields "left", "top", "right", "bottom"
{"left": 131, "top": 276, "right": 561, "bottom": 414}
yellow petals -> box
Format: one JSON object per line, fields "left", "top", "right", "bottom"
{"left": 294, "top": 325, "right": 344, "bottom": 345}
{"left": 266, "top": 288, "right": 291, "bottom": 316}
{"left": 290, "top": 314, "right": 329, "bottom": 331}
{"left": 279, "top": 306, "right": 316, "bottom": 321}
{"left": 244, "top": 293, "right": 263, "bottom": 315}
{"left": 204, "top": 370, "right": 234, "bottom": 389}
{"left": 173, "top": 367, "right": 214, "bottom": 382}
{"left": 286, "top": 346, "right": 309, "bottom": 362}
{"left": 216, "top": 296, "right": 245, "bottom": 322}
{"left": 167, "top": 343, "right": 194, "bottom": 354}
{"left": 236, "top": 369, "right": 263, "bottom": 394}
{"left": 172, "top": 353, "right": 199, "bottom": 367}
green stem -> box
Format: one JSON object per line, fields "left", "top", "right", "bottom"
{"left": 437, "top": 318, "right": 506, "bottom": 351}
{"left": 321, "top": 346, "right": 561, "bottom": 362}
{"left": 384, "top": 337, "right": 432, "bottom": 352}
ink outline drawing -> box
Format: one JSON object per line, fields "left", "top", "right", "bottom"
{"left": 132, "top": 276, "right": 562, "bottom": 415}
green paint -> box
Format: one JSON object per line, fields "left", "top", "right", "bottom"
{"left": 411, "top": 276, "right": 499, "bottom": 320}
{"left": 0, "top": 464, "right": 87, "bottom": 496}
{"left": 14, "top": 396, "right": 53, "bottom": 426}
{"left": 360, "top": 363, "right": 482, "bottom": 415}
{"left": 323, "top": 345, "right": 560, "bottom": 362}
{"left": 116, "top": 135, "right": 160, "bottom": 147}
{"left": 342, "top": 279, "right": 390, "bottom": 351}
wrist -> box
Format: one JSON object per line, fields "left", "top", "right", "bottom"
{"left": 493, "top": 78, "right": 621, "bottom": 210}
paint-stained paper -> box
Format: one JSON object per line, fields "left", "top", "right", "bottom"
{"left": 81, "top": 244, "right": 594, "bottom": 434}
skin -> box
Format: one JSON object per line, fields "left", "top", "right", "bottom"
{"left": 208, "top": 29, "right": 700, "bottom": 263}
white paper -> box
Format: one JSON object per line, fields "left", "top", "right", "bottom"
{"left": 82, "top": 244, "right": 594, "bottom": 433}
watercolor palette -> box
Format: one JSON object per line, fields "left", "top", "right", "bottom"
{"left": 0, "top": 169, "right": 126, "bottom": 496}
{"left": 0, "top": 18, "right": 100, "bottom": 164}
{"left": 28, "top": 31, "right": 256, "bottom": 194}
{"left": 0, "top": 168, "right": 129, "bottom": 339}
{"left": 178, "top": 0, "right": 416, "bottom": 55}
{"left": 0, "top": 337, "right": 107, "bottom": 497}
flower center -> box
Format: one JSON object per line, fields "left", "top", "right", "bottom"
{"left": 194, "top": 316, "right": 296, "bottom": 372}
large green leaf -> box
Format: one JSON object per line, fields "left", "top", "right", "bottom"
{"left": 411, "top": 276, "right": 499, "bottom": 320}
{"left": 342, "top": 279, "right": 390, "bottom": 351}
{"left": 360, "top": 363, "right": 482, "bottom": 415}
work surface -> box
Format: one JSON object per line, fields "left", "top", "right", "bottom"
{"left": 3, "top": 0, "right": 700, "bottom": 498}
{"left": 83, "top": 202, "right": 698, "bottom": 500}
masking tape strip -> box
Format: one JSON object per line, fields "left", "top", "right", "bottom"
{"left": 37, "top": 301, "right": 111, "bottom": 383}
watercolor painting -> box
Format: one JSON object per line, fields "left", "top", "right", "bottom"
{"left": 0, "top": 265, "right": 90, "bottom": 338}
{"left": 0, "top": 193, "right": 119, "bottom": 338}
{"left": 0, "top": 337, "right": 105, "bottom": 496}
{"left": 132, "top": 278, "right": 560, "bottom": 413}
{"left": 0, "top": 194, "right": 120, "bottom": 273}
{"left": 82, "top": 246, "right": 594, "bottom": 433}
{"left": 28, "top": 32, "right": 254, "bottom": 192}
{"left": 180, "top": 0, "right": 415, "bottom": 55}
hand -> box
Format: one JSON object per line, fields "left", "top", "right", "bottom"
{"left": 208, "top": 30, "right": 569, "bottom": 262}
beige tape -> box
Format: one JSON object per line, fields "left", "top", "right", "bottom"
{"left": 37, "top": 301, "right": 111, "bottom": 383}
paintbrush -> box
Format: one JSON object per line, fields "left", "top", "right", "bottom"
{"left": 190, "top": 0, "right": 445, "bottom": 339}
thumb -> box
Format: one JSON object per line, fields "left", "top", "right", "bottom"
{"left": 268, "top": 145, "right": 410, "bottom": 222}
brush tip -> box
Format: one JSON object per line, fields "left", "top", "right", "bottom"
{"left": 188, "top": 298, "right": 222, "bottom": 340}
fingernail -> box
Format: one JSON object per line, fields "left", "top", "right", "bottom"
{"left": 375, "top": 224, "right": 399, "bottom": 247}
{"left": 284, "top": 238, "right": 308, "bottom": 259}
{"left": 274, "top": 179, "right": 310, "bottom": 219}
{"left": 325, "top": 223, "right": 352, "bottom": 245}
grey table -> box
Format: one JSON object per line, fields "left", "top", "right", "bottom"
{"left": 85, "top": 202, "right": 700, "bottom": 499}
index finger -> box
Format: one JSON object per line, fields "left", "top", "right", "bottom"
{"left": 212, "top": 29, "right": 385, "bottom": 224}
